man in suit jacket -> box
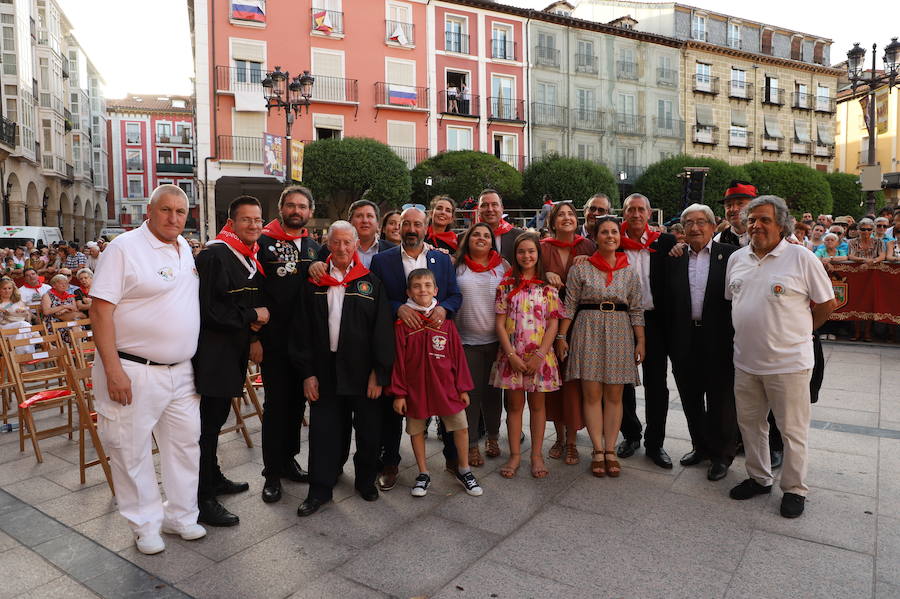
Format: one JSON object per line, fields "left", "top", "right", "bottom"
{"left": 473, "top": 189, "right": 523, "bottom": 263}
{"left": 663, "top": 203, "right": 739, "bottom": 481}
{"left": 617, "top": 193, "right": 678, "bottom": 468}
{"left": 317, "top": 199, "right": 395, "bottom": 267}
{"left": 370, "top": 206, "right": 463, "bottom": 491}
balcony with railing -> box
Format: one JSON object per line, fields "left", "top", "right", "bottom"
{"left": 531, "top": 102, "right": 567, "bottom": 127}
{"left": 215, "top": 65, "right": 264, "bottom": 95}
{"left": 0, "top": 115, "right": 15, "bottom": 149}
{"left": 574, "top": 54, "right": 598, "bottom": 74}
{"left": 488, "top": 97, "right": 525, "bottom": 122}
{"left": 217, "top": 135, "right": 263, "bottom": 163}
{"left": 157, "top": 131, "right": 193, "bottom": 145}
{"left": 791, "top": 140, "right": 812, "bottom": 155}
{"left": 615, "top": 164, "right": 644, "bottom": 183}
{"left": 613, "top": 114, "right": 645, "bottom": 136}
{"left": 815, "top": 96, "right": 835, "bottom": 114}
{"left": 692, "top": 125, "right": 718, "bottom": 145}
{"left": 571, "top": 108, "right": 603, "bottom": 131}
{"left": 310, "top": 9, "right": 344, "bottom": 35}
{"left": 375, "top": 82, "right": 429, "bottom": 110}
{"left": 761, "top": 135, "right": 784, "bottom": 153}
{"left": 652, "top": 117, "right": 684, "bottom": 139}
{"left": 616, "top": 60, "right": 638, "bottom": 80}
{"left": 792, "top": 92, "right": 812, "bottom": 110}
{"left": 439, "top": 91, "right": 479, "bottom": 117}
{"left": 390, "top": 146, "right": 428, "bottom": 169}
{"left": 814, "top": 143, "right": 834, "bottom": 158}
{"left": 693, "top": 74, "right": 719, "bottom": 94}
{"left": 126, "top": 159, "right": 143, "bottom": 172}
{"left": 492, "top": 39, "right": 517, "bottom": 61}
{"left": 728, "top": 128, "right": 753, "bottom": 149}
{"left": 657, "top": 67, "right": 677, "bottom": 87}
{"left": 728, "top": 80, "right": 753, "bottom": 100}
{"left": 761, "top": 87, "right": 785, "bottom": 106}
{"left": 444, "top": 31, "right": 469, "bottom": 54}
{"left": 157, "top": 162, "right": 194, "bottom": 174}
{"left": 385, "top": 20, "right": 414, "bottom": 45}
{"left": 497, "top": 154, "right": 525, "bottom": 171}
{"left": 312, "top": 75, "right": 359, "bottom": 104}
{"left": 534, "top": 46, "right": 559, "bottom": 68}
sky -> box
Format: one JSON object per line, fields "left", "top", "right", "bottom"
{"left": 54, "top": 0, "right": 895, "bottom": 99}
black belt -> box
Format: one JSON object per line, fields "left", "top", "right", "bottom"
{"left": 117, "top": 351, "right": 178, "bottom": 367}
{"left": 576, "top": 302, "right": 629, "bottom": 314}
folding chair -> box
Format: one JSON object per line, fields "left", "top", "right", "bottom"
{"left": 0, "top": 323, "right": 49, "bottom": 423}
{"left": 68, "top": 362, "right": 114, "bottom": 493}
{"left": 218, "top": 364, "right": 265, "bottom": 448}
{"left": 66, "top": 326, "right": 96, "bottom": 370}
{"left": 49, "top": 317, "right": 91, "bottom": 346}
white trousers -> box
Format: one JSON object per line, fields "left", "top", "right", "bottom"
{"left": 94, "top": 359, "right": 200, "bottom": 537}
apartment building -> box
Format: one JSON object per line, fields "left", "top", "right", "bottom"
{"left": 106, "top": 95, "right": 196, "bottom": 231}
{"left": 0, "top": 0, "right": 109, "bottom": 241}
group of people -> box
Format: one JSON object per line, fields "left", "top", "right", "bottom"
{"left": 91, "top": 180, "right": 838, "bottom": 558}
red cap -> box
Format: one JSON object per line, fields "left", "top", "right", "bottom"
{"left": 723, "top": 181, "right": 757, "bottom": 202}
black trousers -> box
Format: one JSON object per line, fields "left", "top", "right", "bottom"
{"left": 377, "top": 394, "right": 458, "bottom": 470}
{"left": 198, "top": 395, "right": 232, "bottom": 501}
{"left": 671, "top": 327, "right": 738, "bottom": 464}
{"left": 621, "top": 310, "right": 669, "bottom": 449}
{"left": 260, "top": 352, "right": 306, "bottom": 480}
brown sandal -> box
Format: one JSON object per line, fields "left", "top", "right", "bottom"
{"left": 468, "top": 446, "right": 484, "bottom": 467}
{"left": 548, "top": 439, "right": 564, "bottom": 460}
{"left": 604, "top": 450, "right": 621, "bottom": 478}
{"left": 564, "top": 444, "right": 580, "bottom": 465}
{"left": 590, "top": 450, "right": 606, "bottom": 477}
{"left": 485, "top": 439, "right": 501, "bottom": 458}
{"left": 500, "top": 454, "right": 520, "bottom": 478}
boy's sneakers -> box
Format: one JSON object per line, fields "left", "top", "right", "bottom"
{"left": 411, "top": 473, "right": 431, "bottom": 497}
{"left": 456, "top": 470, "right": 483, "bottom": 497}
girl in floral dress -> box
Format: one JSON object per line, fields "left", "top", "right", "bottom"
{"left": 491, "top": 232, "right": 562, "bottom": 479}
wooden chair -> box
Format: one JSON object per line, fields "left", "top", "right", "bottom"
{"left": 68, "top": 362, "right": 114, "bottom": 494}
{"left": 218, "top": 365, "right": 265, "bottom": 448}
{"left": 0, "top": 323, "right": 49, "bottom": 423}
{"left": 66, "top": 326, "right": 96, "bottom": 370}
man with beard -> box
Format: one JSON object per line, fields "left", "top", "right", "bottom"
{"left": 256, "top": 186, "right": 320, "bottom": 503}
{"left": 580, "top": 193, "right": 611, "bottom": 239}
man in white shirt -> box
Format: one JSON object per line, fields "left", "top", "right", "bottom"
{"left": 725, "top": 195, "right": 836, "bottom": 518}
{"left": 84, "top": 241, "right": 101, "bottom": 271}
{"left": 19, "top": 268, "right": 51, "bottom": 304}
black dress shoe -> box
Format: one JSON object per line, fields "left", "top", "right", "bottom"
{"left": 707, "top": 462, "right": 729, "bottom": 481}
{"left": 297, "top": 497, "right": 327, "bottom": 517}
{"left": 198, "top": 499, "right": 240, "bottom": 527}
{"left": 616, "top": 438, "right": 641, "bottom": 458}
{"left": 357, "top": 487, "right": 379, "bottom": 502}
{"left": 216, "top": 478, "right": 250, "bottom": 495}
{"left": 646, "top": 447, "right": 673, "bottom": 469}
{"left": 680, "top": 450, "right": 707, "bottom": 466}
{"left": 283, "top": 459, "right": 310, "bottom": 483}
{"left": 262, "top": 479, "right": 282, "bottom": 504}
{"left": 729, "top": 478, "right": 772, "bottom": 500}
{"left": 780, "top": 492, "right": 805, "bottom": 518}
{"left": 770, "top": 450, "right": 784, "bottom": 470}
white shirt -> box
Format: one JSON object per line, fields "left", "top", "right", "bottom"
{"left": 714, "top": 229, "right": 750, "bottom": 247}
{"left": 725, "top": 238, "right": 834, "bottom": 375}
{"left": 400, "top": 246, "right": 428, "bottom": 281}
{"left": 90, "top": 221, "right": 200, "bottom": 364}
{"left": 455, "top": 262, "right": 509, "bottom": 346}
{"left": 326, "top": 261, "right": 350, "bottom": 352}
{"left": 86, "top": 254, "right": 100, "bottom": 272}
{"left": 687, "top": 240, "right": 712, "bottom": 321}
{"left": 19, "top": 283, "right": 51, "bottom": 304}
{"left": 357, "top": 238, "right": 379, "bottom": 269}
{"left": 623, "top": 231, "right": 654, "bottom": 311}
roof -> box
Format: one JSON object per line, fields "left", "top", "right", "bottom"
{"left": 106, "top": 94, "right": 194, "bottom": 114}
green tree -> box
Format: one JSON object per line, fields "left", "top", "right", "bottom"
{"left": 522, "top": 154, "right": 618, "bottom": 210}
{"left": 300, "top": 137, "right": 411, "bottom": 219}
{"left": 825, "top": 172, "right": 866, "bottom": 220}
{"left": 632, "top": 154, "right": 748, "bottom": 221}
{"left": 743, "top": 161, "right": 832, "bottom": 217}
{"left": 410, "top": 151, "right": 522, "bottom": 206}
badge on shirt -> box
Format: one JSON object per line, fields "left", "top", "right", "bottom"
{"left": 307, "top": 247, "right": 316, "bottom": 259}
{"left": 432, "top": 335, "right": 447, "bottom": 352}
{"left": 158, "top": 266, "right": 176, "bottom": 282}
{"left": 356, "top": 280, "right": 372, "bottom": 295}
{"left": 276, "top": 266, "right": 287, "bottom": 277}
{"left": 729, "top": 278, "right": 743, "bottom": 295}
{"left": 771, "top": 282, "right": 785, "bottom": 297}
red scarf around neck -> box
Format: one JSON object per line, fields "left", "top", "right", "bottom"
{"left": 262, "top": 219, "right": 308, "bottom": 241}
{"left": 426, "top": 226, "right": 458, "bottom": 251}
{"left": 500, "top": 274, "right": 545, "bottom": 300}
{"left": 23, "top": 277, "right": 45, "bottom": 290}
{"left": 311, "top": 253, "right": 370, "bottom": 287}
{"left": 587, "top": 251, "right": 630, "bottom": 286}
{"left": 541, "top": 234, "right": 586, "bottom": 249}
{"left": 493, "top": 219, "right": 514, "bottom": 236}
{"left": 215, "top": 224, "right": 265, "bottom": 276}
{"left": 463, "top": 250, "right": 503, "bottom": 274}
{"left": 50, "top": 288, "right": 74, "bottom": 301}
{"left": 618, "top": 223, "right": 660, "bottom": 252}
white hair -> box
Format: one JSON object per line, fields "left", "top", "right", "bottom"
{"left": 681, "top": 203, "right": 715, "bottom": 223}
{"left": 328, "top": 220, "right": 358, "bottom": 241}
{"left": 858, "top": 217, "right": 875, "bottom": 227}
{"left": 623, "top": 193, "right": 651, "bottom": 211}
{"left": 875, "top": 216, "right": 889, "bottom": 224}
{"left": 823, "top": 232, "right": 839, "bottom": 242}
{"left": 741, "top": 195, "right": 792, "bottom": 238}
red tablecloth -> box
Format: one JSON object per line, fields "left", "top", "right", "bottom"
{"left": 828, "top": 262, "right": 900, "bottom": 324}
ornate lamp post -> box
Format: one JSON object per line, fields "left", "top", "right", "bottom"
{"left": 846, "top": 38, "right": 899, "bottom": 215}
{"left": 261, "top": 67, "right": 314, "bottom": 184}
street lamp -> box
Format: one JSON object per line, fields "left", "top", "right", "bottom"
{"left": 846, "top": 38, "right": 899, "bottom": 215}
{"left": 262, "top": 66, "right": 315, "bottom": 184}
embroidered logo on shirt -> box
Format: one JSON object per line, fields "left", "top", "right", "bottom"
{"left": 356, "top": 281, "right": 372, "bottom": 295}
{"left": 729, "top": 278, "right": 743, "bottom": 295}
{"left": 432, "top": 335, "right": 447, "bottom": 352}
{"left": 771, "top": 283, "right": 785, "bottom": 296}
{"left": 158, "top": 267, "right": 175, "bottom": 282}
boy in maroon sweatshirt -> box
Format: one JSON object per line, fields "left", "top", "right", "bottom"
{"left": 391, "top": 269, "right": 483, "bottom": 497}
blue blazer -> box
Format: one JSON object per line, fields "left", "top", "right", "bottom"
{"left": 370, "top": 246, "right": 462, "bottom": 318}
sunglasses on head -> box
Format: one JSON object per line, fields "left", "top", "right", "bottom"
{"left": 401, "top": 203, "right": 427, "bottom": 212}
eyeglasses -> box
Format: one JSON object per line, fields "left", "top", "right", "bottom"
{"left": 236, "top": 217, "right": 264, "bottom": 225}
{"left": 586, "top": 206, "right": 608, "bottom": 214}
{"left": 402, "top": 203, "right": 426, "bottom": 212}
{"left": 682, "top": 219, "right": 712, "bottom": 229}
{"left": 859, "top": 227, "right": 873, "bottom": 232}
{"left": 876, "top": 224, "right": 888, "bottom": 228}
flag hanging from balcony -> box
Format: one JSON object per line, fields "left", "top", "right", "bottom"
{"left": 313, "top": 10, "right": 333, "bottom": 34}
{"left": 231, "top": 0, "right": 265, "bottom": 23}
{"left": 388, "top": 85, "right": 417, "bottom": 107}
{"left": 389, "top": 23, "right": 409, "bottom": 45}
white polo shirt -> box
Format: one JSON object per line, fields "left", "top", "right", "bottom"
{"left": 725, "top": 238, "right": 834, "bottom": 375}
{"left": 19, "top": 283, "right": 51, "bottom": 304}
{"left": 90, "top": 221, "right": 200, "bottom": 364}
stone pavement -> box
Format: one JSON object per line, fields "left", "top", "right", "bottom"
{"left": 0, "top": 340, "right": 898, "bottom": 598}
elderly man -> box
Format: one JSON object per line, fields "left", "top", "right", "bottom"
{"left": 84, "top": 241, "right": 101, "bottom": 271}
{"left": 726, "top": 196, "right": 836, "bottom": 518}
{"left": 616, "top": 193, "right": 676, "bottom": 468}
{"left": 817, "top": 214, "right": 833, "bottom": 228}
{"left": 580, "top": 193, "right": 611, "bottom": 238}
{"left": 318, "top": 199, "right": 394, "bottom": 268}
{"left": 664, "top": 204, "right": 740, "bottom": 481}
{"left": 91, "top": 185, "right": 204, "bottom": 555}
{"left": 475, "top": 189, "right": 523, "bottom": 263}
{"left": 715, "top": 181, "right": 756, "bottom": 247}
{"left": 292, "top": 220, "right": 394, "bottom": 517}
{"left": 371, "top": 206, "right": 463, "bottom": 490}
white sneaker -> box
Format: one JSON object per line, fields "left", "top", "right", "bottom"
{"left": 135, "top": 533, "right": 165, "bottom": 555}
{"left": 411, "top": 473, "right": 431, "bottom": 497}
{"left": 161, "top": 523, "right": 207, "bottom": 541}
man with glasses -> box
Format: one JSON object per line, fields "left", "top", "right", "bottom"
{"left": 581, "top": 193, "right": 611, "bottom": 239}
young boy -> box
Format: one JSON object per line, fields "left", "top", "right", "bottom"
{"left": 390, "top": 268, "right": 482, "bottom": 497}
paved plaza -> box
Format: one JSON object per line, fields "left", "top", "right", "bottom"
{"left": 0, "top": 341, "right": 898, "bottom": 599}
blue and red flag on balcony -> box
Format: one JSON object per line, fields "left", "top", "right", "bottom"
{"left": 232, "top": 0, "right": 265, "bottom": 23}
{"left": 388, "top": 86, "right": 417, "bottom": 107}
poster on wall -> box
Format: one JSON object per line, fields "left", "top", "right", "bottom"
{"left": 291, "top": 140, "right": 305, "bottom": 182}
{"left": 263, "top": 133, "right": 284, "bottom": 179}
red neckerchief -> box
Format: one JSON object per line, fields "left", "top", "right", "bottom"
{"left": 541, "top": 235, "right": 586, "bottom": 249}
{"left": 587, "top": 252, "right": 630, "bottom": 286}
{"left": 426, "top": 226, "right": 458, "bottom": 251}
{"left": 493, "top": 219, "right": 514, "bottom": 236}
{"left": 310, "top": 253, "right": 370, "bottom": 287}
{"left": 463, "top": 251, "right": 502, "bottom": 274}
{"left": 78, "top": 285, "right": 90, "bottom": 296}
{"left": 50, "top": 288, "right": 74, "bottom": 301}
{"left": 261, "top": 219, "right": 309, "bottom": 241}
{"left": 619, "top": 223, "right": 660, "bottom": 253}
{"left": 215, "top": 224, "right": 266, "bottom": 276}
{"left": 500, "top": 275, "right": 545, "bottom": 300}
{"left": 23, "top": 279, "right": 43, "bottom": 289}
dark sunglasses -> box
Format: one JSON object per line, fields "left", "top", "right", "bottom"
{"left": 859, "top": 227, "right": 873, "bottom": 232}
{"left": 876, "top": 224, "right": 888, "bottom": 228}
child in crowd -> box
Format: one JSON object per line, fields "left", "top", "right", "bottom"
{"left": 391, "top": 268, "right": 483, "bottom": 498}
{"left": 492, "top": 232, "right": 562, "bottom": 479}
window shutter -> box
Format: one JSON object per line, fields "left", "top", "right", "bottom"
{"left": 387, "top": 121, "right": 415, "bottom": 147}
{"left": 695, "top": 104, "right": 714, "bottom": 127}
{"left": 312, "top": 50, "right": 343, "bottom": 78}
{"left": 231, "top": 40, "right": 265, "bottom": 63}
{"left": 794, "top": 120, "right": 810, "bottom": 142}
{"left": 731, "top": 109, "right": 747, "bottom": 127}
{"left": 232, "top": 111, "right": 265, "bottom": 137}
{"left": 817, "top": 122, "right": 834, "bottom": 145}
{"left": 764, "top": 114, "right": 783, "bottom": 138}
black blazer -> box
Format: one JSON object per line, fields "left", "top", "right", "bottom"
{"left": 663, "top": 241, "right": 738, "bottom": 368}
{"left": 648, "top": 232, "right": 677, "bottom": 311}
{"left": 454, "top": 226, "right": 524, "bottom": 264}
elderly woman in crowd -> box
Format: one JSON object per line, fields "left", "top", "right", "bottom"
{"left": 815, "top": 232, "right": 847, "bottom": 265}
{"left": 847, "top": 218, "right": 884, "bottom": 342}
{"left": 874, "top": 217, "right": 893, "bottom": 254}
{"left": 426, "top": 195, "right": 459, "bottom": 252}
{"left": 380, "top": 210, "right": 402, "bottom": 245}
{"left": 73, "top": 268, "right": 93, "bottom": 312}
{"left": 455, "top": 222, "right": 509, "bottom": 465}
{"left": 41, "top": 273, "right": 85, "bottom": 342}
{"left": 0, "top": 277, "right": 31, "bottom": 329}
{"left": 540, "top": 202, "right": 596, "bottom": 465}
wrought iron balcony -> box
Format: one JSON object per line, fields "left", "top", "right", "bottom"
{"left": 574, "top": 54, "right": 598, "bottom": 74}
{"left": 156, "top": 162, "right": 194, "bottom": 173}
{"left": 310, "top": 9, "right": 344, "bottom": 35}
{"left": 728, "top": 128, "right": 753, "bottom": 149}
{"left": 616, "top": 60, "right": 639, "bottom": 80}
{"left": 492, "top": 39, "right": 517, "bottom": 61}
{"left": 814, "top": 96, "right": 835, "bottom": 114}
{"left": 488, "top": 97, "right": 525, "bottom": 122}
{"left": 0, "top": 115, "right": 15, "bottom": 148}
{"left": 445, "top": 31, "right": 469, "bottom": 54}
{"left": 385, "top": 20, "right": 414, "bottom": 45}
{"left": 613, "top": 114, "right": 645, "bottom": 136}
{"left": 534, "top": 46, "right": 559, "bottom": 68}
{"left": 692, "top": 125, "right": 719, "bottom": 145}
{"left": 693, "top": 74, "right": 719, "bottom": 94}
{"left": 792, "top": 92, "right": 812, "bottom": 110}
{"left": 657, "top": 68, "right": 677, "bottom": 87}
{"left": 761, "top": 87, "right": 785, "bottom": 106}
{"left": 728, "top": 80, "right": 753, "bottom": 100}
{"left": 760, "top": 135, "right": 784, "bottom": 153}
{"left": 375, "top": 82, "right": 429, "bottom": 110}
{"left": 571, "top": 108, "right": 603, "bottom": 131}
{"left": 652, "top": 117, "right": 684, "bottom": 139}
{"left": 312, "top": 75, "right": 359, "bottom": 103}
{"left": 814, "top": 143, "right": 835, "bottom": 158}
{"left": 531, "top": 102, "right": 567, "bottom": 127}
{"left": 217, "top": 135, "right": 263, "bottom": 163}
{"left": 390, "top": 146, "right": 428, "bottom": 169}
{"left": 791, "top": 140, "right": 812, "bottom": 155}
{"left": 439, "top": 90, "right": 479, "bottom": 117}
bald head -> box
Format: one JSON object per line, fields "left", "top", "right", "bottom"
{"left": 400, "top": 207, "right": 427, "bottom": 250}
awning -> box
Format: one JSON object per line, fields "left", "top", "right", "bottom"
{"left": 817, "top": 122, "right": 834, "bottom": 145}
{"left": 731, "top": 109, "right": 747, "bottom": 127}
{"left": 794, "top": 120, "right": 810, "bottom": 143}
{"left": 764, "top": 114, "right": 783, "bottom": 138}
{"left": 695, "top": 104, "right": 715, "bottom": 127}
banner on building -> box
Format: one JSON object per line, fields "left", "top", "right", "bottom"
{"left": 263, "top": 133, "right": 284, "bottom": 179}
{"left": 291, "top": 140, "right": 305, "bottom": 182}
{"left": 876, "top": 88, "right": 889, "bottom": 135}
{"left": 859, "top": 95, "right": 871, "bottom": 130}
{"left": 231, "top": 0, "right": 265, "bottom": 23}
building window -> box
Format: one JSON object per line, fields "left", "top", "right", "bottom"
{"left": 730, "top": 68, "right": 748, "bottom": 98}
{"left": 444, "top": 16, "right": 467, "bottom": 53}
{"left": 813, "top": 42, "right": 825, "bottom": 65}
{"left": 126, "top": 149, "right": 142, "bottom": 171}
{"left": 492, "top": 24, "right": 514, "bottom": 60}
{"left": 576, "top": 143, "right": 594, "bottom": 161}
{"left": 816, "top": 85, "right": 831, "bottom": 112}
{"left": 157, "top": 149, "right": 173, "bottom": 164}
{"left": 695, "top": 62, "right": 712, "bottom": 92}
{"left": 761, "top": 29, "right": 774, "bottom": 55}
{"left": 791, "top": 37, "right": 802, "bottom": 61}
{"left": 127, "top": 176, "right": 144, "bottom": 198}
{"left": 446, "top": 126, "right": 472, "bottom": 151}
{"left": 234, "top": 59, "right": 263, "bottom": 83}
{"left": 764, "top": 75, "right": 781, "bottom": 104}
{"left": 157, "top": 122, "right": 172, "bottom": 140}
{"left": 177, "top": 150, "right": 192, "bottom": 164}
{"left": 727, "top": 22, "right": 741, "bottom": 49}
{"left": 125, "top": 122, "right": 140, "bottom": 144}
{"left": 386, "top": 2, "right": 413, "bottom": 46}
{"left": 178, "top": 180, "right": 193, "bottom": 200}
{"left": 493, "top": 133, "right": 517, "bottom": 167}
{"left": 691, "top": 14, "right": 706, "bottom": 41}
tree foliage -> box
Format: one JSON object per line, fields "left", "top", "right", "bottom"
{"left": 300, "top": 137, "right": 411, "bottom": 219}
{"left": 743, "top": 162, "right": 832, "bottom": 217}
{"left": 410, "top": 151, "right": 522, "bottom": 207}
{"left": 632, "top": 154, "right": 747, "bottom": 221}
{"left": 521, "top": 154, "right": 619, "bottom": 210}
{"left": 824, "top": 172, "right": 887, "bottom": 219}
